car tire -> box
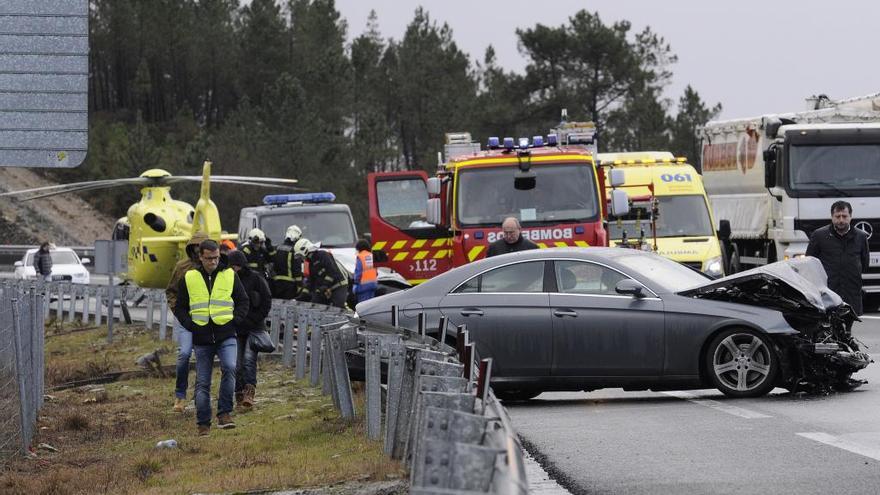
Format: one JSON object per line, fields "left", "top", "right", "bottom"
{"left": 493, "top": 388, "right": 541, "bottom": 402}
{"left": 705, "top": 328, "right": 778, "bottom": 398}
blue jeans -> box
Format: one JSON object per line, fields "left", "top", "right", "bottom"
{"left": 235, "top": 335, "right": 258, "bottom": 391}
{"left": 172, "top": 320, "right": 193, "bottom": 400}
{"left": 193, "top": 337, "right": 238, "bottom": 426}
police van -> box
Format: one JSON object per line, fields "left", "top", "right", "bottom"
{"left": 600, "top": 152, "right": 724, "bottom": 278}
{"left": 238, "top": 192, "right": 410, "bottom": 301}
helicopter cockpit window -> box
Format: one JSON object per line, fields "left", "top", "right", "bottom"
{"left": 112, "top": 221, "right": 130, "bottom": 240}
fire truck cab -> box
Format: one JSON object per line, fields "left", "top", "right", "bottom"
{"left": 367, "top": 120, "right": 618, "bottom": 284}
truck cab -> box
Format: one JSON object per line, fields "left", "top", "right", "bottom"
{"left": 599, "top": 152, "right": 724, "bottom": 278}
{"left": 368, "top": 122, "right": 610, "bottom": 284}
{"left": 238, "top": 192, "right": 410, "bottom": 297}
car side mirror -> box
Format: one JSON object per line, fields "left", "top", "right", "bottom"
{"left": 763, "top": 148, "right": 777, "bottom": 188}
{"left": 609, "top": 168, "right": 626, "bottom": 187}
{"left": 14, "top": 261, "right": 23, "bottom": 267}
{"left": 81, "top": 257, "right": 91, "bottom": 265}
{"left": 426, "top": 198, "right": 442, "bottom": 225}
{"left": 717, "top": 219, "right": 731, "bottom": 240}
{"left": 615, "top": 279, "right": 645, "bottom": 298}
{"left": 426, "top": 177, "right": 441, "bottom": 196}
{"left": 372, "top": 250, "right": 388, "bottom": 263}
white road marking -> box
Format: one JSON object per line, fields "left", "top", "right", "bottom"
{"left": 797, "top": 432, "right": 880, "bottom": 461}
{"left": 662, "top": 391, "right": 772, "bottom": 419}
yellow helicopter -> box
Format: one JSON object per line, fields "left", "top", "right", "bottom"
{"left": 0, "top": 160, "right": 299, "bottom": 288}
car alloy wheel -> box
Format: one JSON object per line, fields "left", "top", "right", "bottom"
{"left": 706, "top": 329, "right": 778, "bottom": 398}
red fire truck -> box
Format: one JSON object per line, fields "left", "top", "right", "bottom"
{"left": 367, "top": 120, "right": 612, "bottom": 284}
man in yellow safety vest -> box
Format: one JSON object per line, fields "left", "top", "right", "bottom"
{"left": 173, "top": 239, "right": 249, "bottom": 436}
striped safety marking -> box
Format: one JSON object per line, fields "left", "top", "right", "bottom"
{"left": 467, "top": 246, "right": 485, "bottom": 262}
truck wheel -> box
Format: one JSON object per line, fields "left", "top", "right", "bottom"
{"left": 705, "top": 328, "right": 778, "bottom": 398}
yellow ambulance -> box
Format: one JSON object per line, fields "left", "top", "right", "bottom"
{"left": 600, "top": 152, "right": 724, "bottom": 278}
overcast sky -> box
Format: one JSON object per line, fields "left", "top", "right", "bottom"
{"left": 333, "top": 0, "right": 879, "bottom": 121}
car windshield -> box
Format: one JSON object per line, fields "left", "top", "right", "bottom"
{"left": 612, "top": 252, "right": 709, "bottom": 292}
{"left": 25, "top": 251, "right": 79, "bottom": 265}
{"left": 789, "top": 143, "right": 880, "bottom": 194}
{"left": 607, "top": 195, "right": 714, "bottom": 239}
{"left": 456, "top": 163, "right": 599, "bottom": 227}
{"left": 260, "top": 212, "right": 357, "bottom": 248}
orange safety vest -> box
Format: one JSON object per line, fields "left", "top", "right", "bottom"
{"left": 356, "top": 250, "right": 377, "bottom": 284}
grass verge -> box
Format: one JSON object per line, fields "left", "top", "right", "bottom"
{"left": 0, "top": 325, "right": 404, "bottom": 494}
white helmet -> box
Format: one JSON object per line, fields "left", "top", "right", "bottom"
{"left": 285, "top": 225, "right": 303, "bottom": 242}
{"left": 247, "top": 228, "right": 266, "bottom": 242}
{"left": 293, "top": 238, "right": 319, "bottom": 257}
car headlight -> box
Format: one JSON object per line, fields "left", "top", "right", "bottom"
{"left": 704, "top": 256, "right": 723, "bottom": 278}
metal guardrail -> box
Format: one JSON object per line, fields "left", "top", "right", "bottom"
{"left": 0, "top": 279, "right": 529, "bottom": 493}
{"left": 0, "top": 282, "right": 46, "bottom": 463}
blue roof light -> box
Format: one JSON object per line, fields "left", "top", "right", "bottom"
{"left": 547, "top": 134, "right": 558, "bottom": 146}
{"left": 263, "top": 192, "right": 336, "bottom": 205}
{"left": 518, "top": 137, "right": 530, "bottom": 149}
{"left": 487, "top": 136, "right": 500, "bottom": 148}
{"left": 503, "top": 137, "right": 515, "bottom": 150}
{"left": 532, "top": 135, "right": 544, "bottom": 147}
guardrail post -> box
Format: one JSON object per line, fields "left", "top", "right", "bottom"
{"left": 309, "top": 317, "right": 324, "bottom": 386}
{"left": 145, "top": 289, "right": 155, "bottom": 331}
{"left": 11, "top": 298, "right": 31, "bottom": 452}
{"left": 295, "top": 308, "right": 309, "bottom": 379}
{"left": 384, "top": 342, "right": 406, "bottom": 456}
{"left": 54, "top": 282, "right": 63, "bottom": 322}
{"left": 66, "top": 284, "right": 76, "bottom": 323}
{"left": 365, "top": 334, "right": 382, "bottom": 440}
{"left": 95, "top": 286, "right": 103, "bottom": 325}
{"left": 321, "top": 341, "right": 332, "bottom": 395}
{"left": 159, "top": 292, "right": 168, "bottom": 340}
{"left": 268, "top": 305, "right": 281, "bottom": 347}
{"left": 282, "top": 306, "right": 295, "bottom": 368}
{"left": 326, "top": 329, "right": 355, "bottom": 418}
{"left": 411, "top": 406, "right": 491, "bottom": 490}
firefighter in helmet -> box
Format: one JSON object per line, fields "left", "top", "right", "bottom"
{"left": 240, "top": 228, "right": 275, "bottom": 279}
{"left": 270, "top": 225, "right": 306, "bottom": 300}
{"left": 293, "top": 237, "right": 347, "bottom": 308}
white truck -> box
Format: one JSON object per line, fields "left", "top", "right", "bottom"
{"left": 700, "top": 92, "right": 880, "bottom": 301}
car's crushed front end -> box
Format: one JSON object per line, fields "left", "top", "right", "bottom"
{"left": 681, "top": 257, "right": 872, "bottom": 393}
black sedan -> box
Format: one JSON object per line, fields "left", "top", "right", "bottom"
{"left": 355, "top": 248, "right": 870, "bottom": 400}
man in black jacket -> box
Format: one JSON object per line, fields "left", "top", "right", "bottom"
{"left": 33, "top": 242, "right": 53, "bottom": 282}
{"left": 806, "top": 201, "right": 870, "bottom": 314}
{"left": 487, "top": 217, "right": 538, "bottom": 257}
{"left": 173, "top": 240, "right": 249, "bottom": 435}
{"left": 228, "top": 250, "right": 272, "bottom": 409}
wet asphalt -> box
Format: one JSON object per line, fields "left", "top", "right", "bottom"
{"left": 506, "top": 316, "right": 880, "bottom": 495}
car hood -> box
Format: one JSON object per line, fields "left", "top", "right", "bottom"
{"left": 678, "top": 257, "right": 843, "bottom": 312}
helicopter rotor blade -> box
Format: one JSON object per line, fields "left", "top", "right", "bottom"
{"left": 206, "top": 178, "right": 307, "bottom": 190}
{"left": 0, "top": 177, "right": 150, "bottom": 198}
{"left": 9, "top": 180, "right": 155, "bottom": 201}
{"left": 169, "top": 175, "right": 299, "bottom": 184}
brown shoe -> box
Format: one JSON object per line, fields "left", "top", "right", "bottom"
{"left": 217, "top": 413, "right": 236, "bottom": 429}
{"left": 241, "top": 384, "right": 255, "bottom": 409}
{"left": 173, "top": 398, "right": 186, "bottom": 413}
{"left": 198, "top": 424, "right": 210, "bottom": 436}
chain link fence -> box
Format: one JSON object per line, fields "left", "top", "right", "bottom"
{"left": 0, "top": 282, "right": 45, "bottom": 463}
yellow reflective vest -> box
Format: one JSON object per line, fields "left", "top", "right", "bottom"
{"left": 185, "top": 268, "right": 235, "bottom": 326}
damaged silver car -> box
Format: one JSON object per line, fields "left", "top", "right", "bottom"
{"left": 680, "top": 257, "right": 872, "bottom": 395}
{"left": 355, "top": 248, "right": 872, "bottom": 400}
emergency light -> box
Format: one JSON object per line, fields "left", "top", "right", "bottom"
{"left": 532, "top": 136, "right": 544, "bottom": 147}
{"left": 518, "top": 137, "right": 530, "bottom": 149}
{"left": 547, "top": 134, "right": 559, "bottom": 146}
{"left": 263, "top": 192, "right": 336, "bottom": 205}
{"left": 503, "top": 137, "right": 515, "bottom": 150}
{"left": 487, "top": 136, "right": 500, "bottom": 149}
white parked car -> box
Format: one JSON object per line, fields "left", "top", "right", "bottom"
{"left": 14, "top": 248, "right": 90, "bottom": 284}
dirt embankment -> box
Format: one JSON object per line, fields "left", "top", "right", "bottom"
{"left": 0, "top": 168, "right": 116, "bottom": 246}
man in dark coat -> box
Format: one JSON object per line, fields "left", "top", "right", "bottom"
{"left": 806, "top": 201, "right": 870, "bottom": 314}
{"left": 228, "top": 250, "right": 272, "bottom": 409}
{"left": 33, "top": 242, "right": 53, "bottom": 282}
{"left": 486, "top": 217, "right": 538, "bottom": 257}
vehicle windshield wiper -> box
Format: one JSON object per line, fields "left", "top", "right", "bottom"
{"left": 796, "top": 181, "right": 850, "bottom": 197}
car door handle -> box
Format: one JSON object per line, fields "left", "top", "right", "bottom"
{"left": 460, "top": 308, "right": 484, "bottom": 317}
{"left": 553, "top": 309, "right": 578, "bottom": 318}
